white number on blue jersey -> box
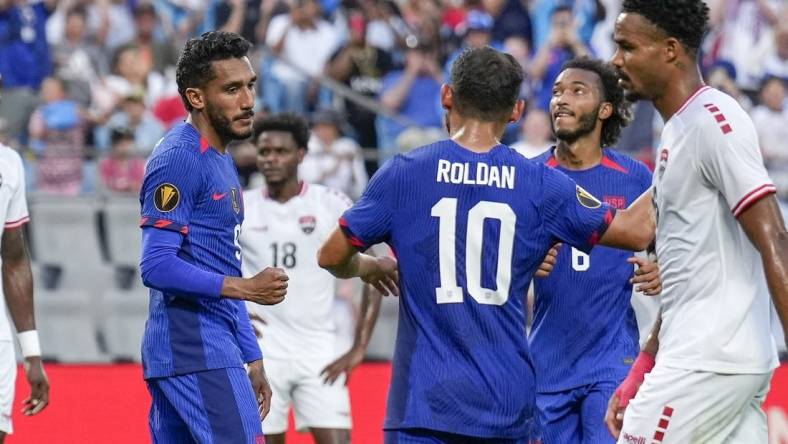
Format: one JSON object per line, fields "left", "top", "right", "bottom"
{"left": 431, "top": 198, "right": 515, "bottom": 306}
{"left": 571, "top": 247, "right": 590, "bottom": 271}
{"left": 234, "top": 224, "right": 242, "bottom": 261}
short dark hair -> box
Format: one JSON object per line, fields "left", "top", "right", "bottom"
{"left": 559, "top": 57, "right": 632, "bottom": 147}
{"left": 254, "top": 113, "right": 310, "bottom": 149}
{"left": 450, "top": 46, "right": 524, "bottom": 121}
{"left": 622, "top": 0, "right": 709, "bottom": 55}
{"left": 176, "top": 31, "right": 252, "bottom": 112}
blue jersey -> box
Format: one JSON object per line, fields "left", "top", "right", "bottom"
{"left": 529, "top": 148, "right": 652, "bottom": 392}
{"left": 340, "top": 140, "right": 616, "bottom": 439}
{"left": 139, "top": 122, "right": 259, "bottom": 379}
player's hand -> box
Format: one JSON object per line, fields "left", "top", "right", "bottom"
{"left": 22, "top": 357, "right": 49, "bottom": 416}
{"left": 361, "top": 256, "right": 399, "bottom": 297}
{"left": 248, "top": 359, "right": 272, "bottom": 420}
{"left": 245, "top": 267, "right": 288, "bottom": 305}
{"left": 535, "top": 243, "right": 561, "bottom": 278}
{"left": 604, "top": 392, "right": 624, "bottom": 439}
{"left": 320, "top": 346, "right": 365, "bottom": 385}
{"left": 248, "top": 312, "right": 267, "bottom": 339}
{"left": 628, "top": 256, "right": 661, "bottom": 296}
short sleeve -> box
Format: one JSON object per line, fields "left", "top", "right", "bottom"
{"left": 5, "top": 151, "right": 28, "bottom": 229}
{"left": 339, "top": 157, "right": 397, "bottom": 250}
{"left": 540, "top": 166, "right": 616, "bottom": 253}
{"left": 139, "top": 148, "right": 202, "bottom": 235}
{"left": 696, "top": 114, "right": 776, "bottom": 218}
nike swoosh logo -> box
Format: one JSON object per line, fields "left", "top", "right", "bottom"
{"left": 212, "top": 192, "right": 227, "bottom": 200}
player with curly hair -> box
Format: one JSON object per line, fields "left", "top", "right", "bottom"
{"left": 606, "top": 1, "right": 788, "bottom": 442}
{"left": 529, "top": 57, "right": 661, "bottom": 444}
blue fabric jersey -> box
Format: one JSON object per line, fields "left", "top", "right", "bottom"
{"left": 529, "top": 147, "right": 652, "bottom": 393}
{"left": 340, "top": 140, "right": 616, "bottom": 439}
{"left": 139, "top": 122, "right": 261, "bottom": 379}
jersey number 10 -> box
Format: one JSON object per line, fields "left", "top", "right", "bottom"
{"left": 431, "top": 198, "right": 515, "bottom": 306}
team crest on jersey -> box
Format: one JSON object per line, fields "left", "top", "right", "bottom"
{"left": 658, "top": 149, "right": 669, "bottom": 178}
{"left": 299, "top": 215, "right": 316, "bottom": 234}
{"left": 230, "top": 188, "right": 240, "bottom": 214}
{"left": 576, "top": 185, "right": 601, "bottom": 209}
{"left": 154, "top": 183, "right": 180, "bottom": 212}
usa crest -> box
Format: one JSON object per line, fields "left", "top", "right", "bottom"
{"left": 299, "top": 215, "right": 316, "bottom": 234}
{"left": 154, "top": 183, "right": 180, "bottom": 212}
{"left": 230, "top": 188, "right": 240, "bottom": 214}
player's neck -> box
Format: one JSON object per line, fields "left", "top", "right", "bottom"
{"left": 266, "top": 179, "right": 301, "bottom": 203}
{"left": 449, "top": 119, "right": 506, "bottom": 153}
{"left": 554, "top": 139, "right": 603, "bottom": 170}
{"left": 653, "top": 65, "right": 706, "bottom": 122}
{"left": 187, "top": 114, "right": 227, "bottom": 153}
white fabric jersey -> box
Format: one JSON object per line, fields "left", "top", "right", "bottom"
{"left": 653, "top": 86, "right": 779, "bottom": 374}
{"left": 240, "top": 183, "right": 352, "bottom": 360}
{"left": 0, "top": 145, "right": 29, "bottom": 343}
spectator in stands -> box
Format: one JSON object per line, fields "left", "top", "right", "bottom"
{"left": 264, "top": 0, "right": 340, "bottom": 113}
{"left": 301, "top": 109, "right": 368, "bottom": 199}
{"left": 488, "top": 0, "right": 533, "bottom": 45}
{"left": 0, "top": 0, "right": 56, "bottom": 142}
{"left": 760, "top": 9, "right": 788, "bottom": 80}
{"left": 530, "top": 0, "right": 601, "bottom": 51}
{"left": 704, "top": 60, "right": 753, "bottom": 110}
{"left": 360, "top": 0, "right": 410, "bottom": 54}
{"left": 50, "top": 5, "right": 107, "bottom": 108}
{"left": 98, "top": 126, "right": 146, "bottom": 194}
{"left": 28, "top": 76, "right": 85, "bottom": 195}
{"left": 512, "top": 108, "right": 552, "bottom": 158}
{"left": 378, "top": 41, "right": 443, "bottom": 156}
{"left": 529, "top": 5, "right": 591, "bottom": 111}
{"left": 751, "top": 76, "right": 788, "bottom": 167}
{"left": 132, "top": 2, "right": 179, "bottom": 74}
{"left": 443, "top": 10, "right": 495, "bottom": 80}
{"left": 95, "top": 93, "right": 166, "bottom": 156}
{"left": 215, "top": 0, "right": 264, "bottom": 44}
{"left": 325, "top": 9, "right": 393, "bottom": 154}
{"left": 96, "top": 0, "right": 137, "bottom": 51}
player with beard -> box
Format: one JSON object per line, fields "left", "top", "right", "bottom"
{"left": 605, "top": 1, "right": 788, "bottom": 442}
{"left": 138, "top": 31, "right": 289, "bottom": 443}
{"left": 529, "top": 58, "right": 660, "bottom": 444}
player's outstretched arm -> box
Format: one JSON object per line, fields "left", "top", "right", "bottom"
{"left": 605, "top": 309, "right": 661, "bottom": 439}
{"left": 2, "top": 227, "right": 49, "bottom": 416}
{"left": 318, "top": 227, "right": 399, "bottom": 296}
{"left": 321, "top": 283, "right": 383, "bottom": 385}
{"left": 737, "top": 194, "right": 788, "bottom": 346}
{"left": 599, "top": 188, "right": 656, "bottom": 251}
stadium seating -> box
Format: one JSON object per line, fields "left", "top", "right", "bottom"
{"left": 35, "top": 289, "right": 105, "bottom": 362}
{"left": 100, "top": 288, "right": 149, "bottom": 362}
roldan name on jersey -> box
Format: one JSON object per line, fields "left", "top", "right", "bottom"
{"left": 436, "top": 159, "right": 515, "bottom": 190}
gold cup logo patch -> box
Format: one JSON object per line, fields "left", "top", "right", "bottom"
{"left": 576, "top": 185, "right": 601, "bottom": 209}
{"left": 154, "top": 183, "right": 180, "bottom": 212}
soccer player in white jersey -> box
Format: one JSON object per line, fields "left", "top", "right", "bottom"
{"left": 0, "top": 77, "right": 49, "bottom": 443}
{"left": 605, "top": 1, "right": 788, "bottom": 442}
{"left": 239, "top": 113, "right": 382, "bottom": 444}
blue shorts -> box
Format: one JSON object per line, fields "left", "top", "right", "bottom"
{"left": 536, "top": 381, "right": 618, "bottom": 444}
{"left": 384, "top": 428, "right": 534, "bottom": 444}
{"left": 146, "top": 367, "right": 264, "bottom": 444}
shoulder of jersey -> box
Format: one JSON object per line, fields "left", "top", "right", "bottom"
{"left": 684, "top": 87, "right": 750, "bottom": 136}
{"left": 606, "top": 149, "right": 650, "bottom": 175}
{"left": 242, "top": 187, "right": 264, "bottom": 206}
{"left": 528, "top": 148, "right": 554, "bottom": 165}
{"left": 309, "top": 183, "right": 353, "bottom": 208}
{"left": 150, "top": 122, "right": 203, "bottom": 159}
{"left": 0, "top": 143, "right": 23, "bottom": 165}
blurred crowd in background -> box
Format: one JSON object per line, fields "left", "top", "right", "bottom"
{"left": 0, "top": 0, "right": 787, "bottom": 203}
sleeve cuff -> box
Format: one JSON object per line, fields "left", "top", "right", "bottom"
{"left": 140, "top": 216, "right": 189, "bottom": 235}
{"left": 585, "top": 206, "right": 617, "bottom": 251}
{"left": 732, "top": 184, "right": 777, "bottom": 218}
{"left": 338, "top": 216, "right": 369, "bottom": 251}
{"left": 5, "top": 216, "right": 29, "bottom": 229}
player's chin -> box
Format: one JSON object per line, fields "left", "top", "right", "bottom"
{"left": 231, "top": 125, "right": 254, "bottom": 140}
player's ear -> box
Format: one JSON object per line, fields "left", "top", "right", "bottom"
{"left": 509, "top": 99, "right": 525, "bottom": 124}
{"left": 185, "top": 87, "right": 206, "bottom": 111}
{"left": 297, "top": 147, "right": 306, "bottom": 163}
{"left": 440, "top": 84, "right": 453, "bottom": 110}
{"left": 663, "top": 37, "right": 681, "bottom": 65}
{"left": 598, "top": 102, "right": 613, "bottom": 120}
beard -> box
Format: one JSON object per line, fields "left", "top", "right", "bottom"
{"left": 206, "top": 102, "right": 253, "bottom": 142}
{"left": 552, "top": 105, "right": 599, "bottom": 144}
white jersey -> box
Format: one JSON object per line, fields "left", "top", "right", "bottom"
{"left": 239, "top": 183, "right": 352, "bottom": 360}
{"left": 653, "top": 86, "right": 779, "bottom": 374}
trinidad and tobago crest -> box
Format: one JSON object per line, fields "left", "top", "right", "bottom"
{"left": 299, "top": 215, "right": 316, "bottom": 234}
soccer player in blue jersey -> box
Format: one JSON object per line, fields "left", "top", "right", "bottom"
{"left": 317, "top": 46, "right": 658, "bottom": 444}
{"left": 138, "top": 31, "right": 289, "bottom": 444}
{"left": 529, "top": 58, "right": 661, "bottom": 444}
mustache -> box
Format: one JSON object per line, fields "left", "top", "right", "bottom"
{"left": 234, "top": 111, "right": 254, "bottom": 121}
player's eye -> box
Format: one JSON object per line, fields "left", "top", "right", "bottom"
{"left": 227, "top": 86, "right": 238, "bottom": 93}
{"left": 552, "top": 89, "right": 561, "bottom": 97}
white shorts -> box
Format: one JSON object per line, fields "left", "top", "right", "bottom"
{"left": 263, "top": 357, "right": 352, "bottom": 434}
{"left": 618, "top": 364, "right": 772, "bottom": 444}
{"left": 0, "top": 341, "right": 16, "bottom": 434}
